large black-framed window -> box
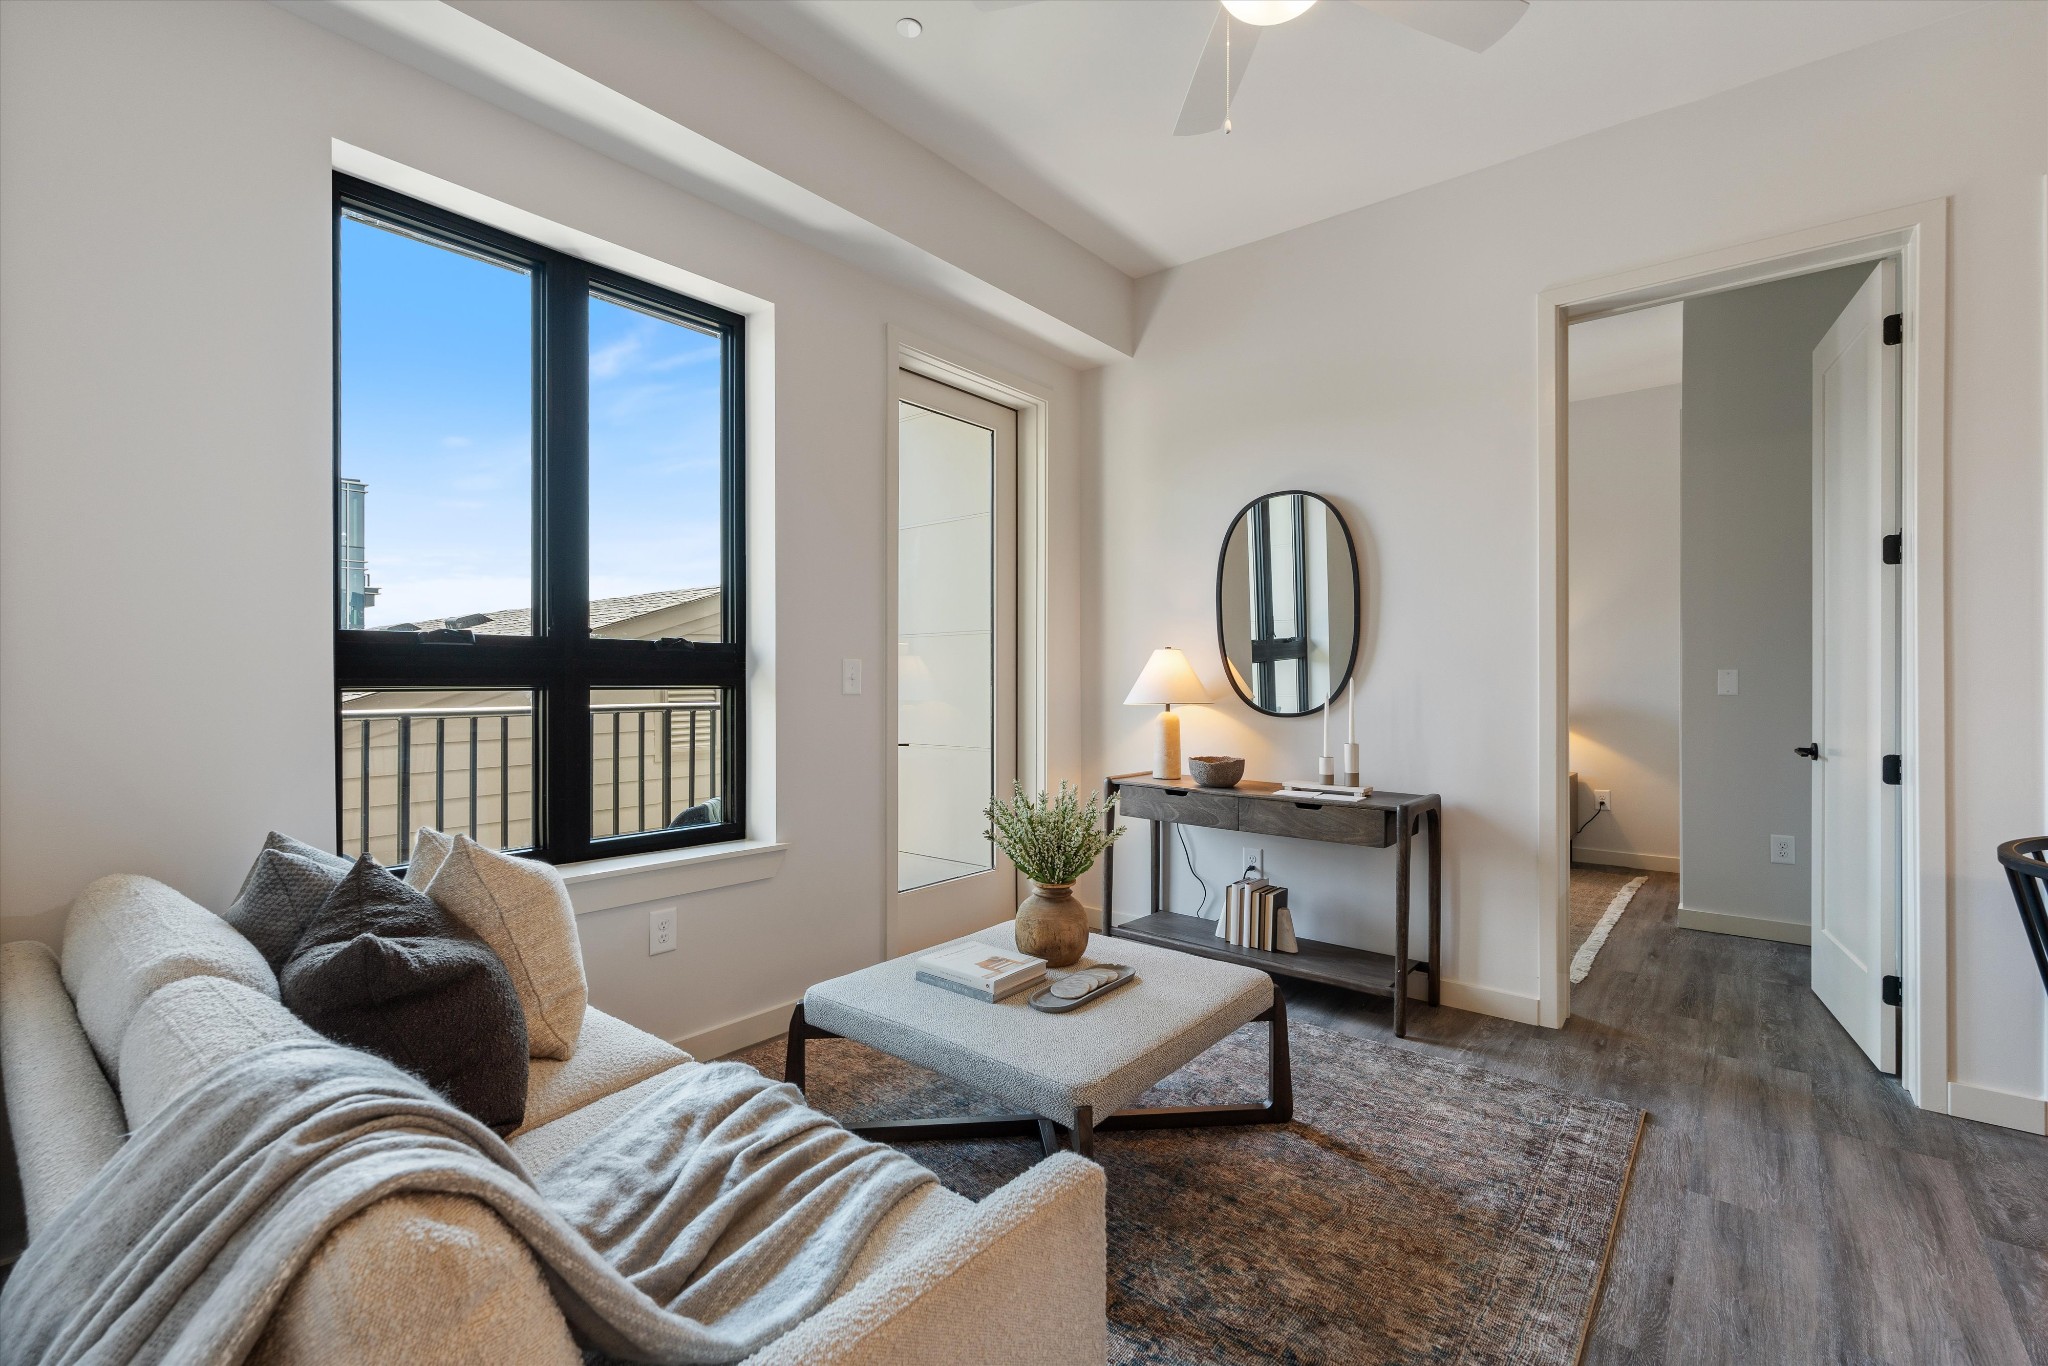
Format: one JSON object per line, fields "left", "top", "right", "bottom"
{"left": 333, "top": 174, "right": 746, "bottom": 865}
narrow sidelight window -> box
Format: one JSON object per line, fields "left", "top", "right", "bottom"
{"left": 334, "top": 175, "right": 746, "bottom": 865}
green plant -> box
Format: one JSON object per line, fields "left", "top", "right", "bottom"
{"left": 983, "top": 782, "right": 1126, "bottom": 886}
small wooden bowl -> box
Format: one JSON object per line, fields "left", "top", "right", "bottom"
{"left": 1188, "top": 755, "right": 1245, "bottom": 788}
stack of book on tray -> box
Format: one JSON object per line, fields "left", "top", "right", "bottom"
{"left": 1218, "top": 876, "right": 1300, "bottom": 953}
{"left": 915, "top": 943, "right": 1047, "bottom": 1002}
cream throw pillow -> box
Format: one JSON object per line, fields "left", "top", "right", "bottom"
{"left": 409, "top": 832, "right": 586, "bottom": 1060}
{"left": 403, "top": 827, "right": 456, "bottom": 890}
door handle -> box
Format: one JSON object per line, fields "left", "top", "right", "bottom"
{"left": 1795, "top": 743, "right": 1820, "bottom": 760}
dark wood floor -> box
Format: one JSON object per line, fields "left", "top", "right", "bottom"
{"left": 1282, "top": 871, "right": 2048, "bottom": 1365}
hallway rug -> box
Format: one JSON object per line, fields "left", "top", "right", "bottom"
{"left": 732, "top": 1018, "right": 1642, "bottom": 1365}
{"left": 1569, "top": 865, "right": 1648, "bottom": 984}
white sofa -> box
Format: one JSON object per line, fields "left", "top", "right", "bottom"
{"left": 0, "top": 874, "right": 1107, "bottom": 1364}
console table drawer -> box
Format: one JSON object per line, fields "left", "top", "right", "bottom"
{"left": 1240, "top": 798, "right": 1392, "bottom": 847}
{"left": 1117, "top": 784, "right": 1240, "bottom": 831}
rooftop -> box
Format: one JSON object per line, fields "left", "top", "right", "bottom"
{"left": 385, "top": 587, "right": 719, "bottom": 636}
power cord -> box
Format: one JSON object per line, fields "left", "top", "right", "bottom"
{"left": 1573, "top": 799, "right": 1609, "bottom": 840}
{"left": 1175, "top": 823, "right": 1212, "bottom": 918}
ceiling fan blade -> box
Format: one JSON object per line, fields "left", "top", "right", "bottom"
{"left": 1348, "top": 0, "right": 1527, "bottom": 53}
{"left": 1174, "top": 9, "right": 1262, "bottom": 136}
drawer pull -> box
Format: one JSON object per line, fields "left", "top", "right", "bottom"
{"left": 1294, "top": 802, "right": 1322, "bottom": 810}
{"left": 1164, "top": 788, "right": 1190, "bottom": 797}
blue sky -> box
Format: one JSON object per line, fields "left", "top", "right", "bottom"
{"left": 339, "top": 215, "right": 723, "bottom": 629}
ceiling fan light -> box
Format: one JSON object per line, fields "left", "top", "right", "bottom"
{"left": 1220, "top": 0, "right": 1316, "bottom": 26}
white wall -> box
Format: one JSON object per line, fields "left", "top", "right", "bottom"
{"left": 1678, "top": 265, "right": 1875, "bottom": 934}
{"left": 0, "top": 0, "right": 1089, "bottom": 1054}
{"left": 1090, "top": 2, "right": 2046, "bottom": 1102}
{"left": 1567, "top": 383, "right": 1682, "bottom": 874}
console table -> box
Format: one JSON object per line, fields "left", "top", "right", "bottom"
{"left": 1101, "top": 773, "right": 1441, "bottom": 1036}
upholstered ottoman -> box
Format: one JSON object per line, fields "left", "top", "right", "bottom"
{"left": 788, "top": 923, "right": 1289, "bottom": 1157}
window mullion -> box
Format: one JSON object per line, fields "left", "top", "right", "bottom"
{"left": 540, "top": 254, "right": 592, "bottom": 862}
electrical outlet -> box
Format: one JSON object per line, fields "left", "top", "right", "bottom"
{"left": 1240, "top": 848, "right": 1264, "bottom": 879}
{"left": 1717, "top": 669, "right": 1739, "bottom": 696}
{"left": 841, "top": 658, "right": 862, "bottom": 695}
{"left": 1770, "top": 835, "right": 1796, "bottom": 865}
{"left": 1594, "top": 789, "right": 1611, "bottom": 809}
{"left": 649, "top": 905, "right": 677, "bottom": 955}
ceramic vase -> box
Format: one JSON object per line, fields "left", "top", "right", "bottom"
{"left": 1014, "top": 881, "right": 1088, "bottom": 968}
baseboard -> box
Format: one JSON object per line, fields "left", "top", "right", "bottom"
{"left": 1675, "top": 905, "right": 1812, "bottom": 945}
{"left": 1436, "top": 978, "right": 1543, "bottom": 1025}
{"left": 1947, "top": 1081, "right": 2048, "bottom": 1135}
{"left": 1572, "top": 847, "right": 1679, "bottom": 874}
{"left": 671, "top": 999, "right": 798, "bottom": 1061}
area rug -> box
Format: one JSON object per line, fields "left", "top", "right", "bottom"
{"left": 732, "top": 1019, "right": 1642, "bottom": 1364}
{"left": 1569, "top": 865, "right": 1647, "bottom": 984}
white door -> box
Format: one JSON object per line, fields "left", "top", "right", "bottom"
{"left": 1808, "top": 260, "right": 1902, "bottom": 1072}
{"left": 894, "top": 371, "right": 1018, "bottom": 952}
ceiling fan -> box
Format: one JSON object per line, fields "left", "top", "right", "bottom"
{"left": 973, "top": 0, "right": 1529, "bottom": 135}
{"left": 1184, "top": 1, "right": 1527, "bottom": 133}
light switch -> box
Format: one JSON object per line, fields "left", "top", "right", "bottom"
{"left": 1717, "top": 669, "right": 1739, "bottom": 696}
{"left": 841, "top": 658, "right": 863, "bottom": 695}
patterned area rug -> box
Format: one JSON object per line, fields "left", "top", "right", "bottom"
{"left": 732, "top": 1019, "right": 1641, "bottom": 1364}
{"left": 1569, "top": 865, "right": 1647, "bottom": 984}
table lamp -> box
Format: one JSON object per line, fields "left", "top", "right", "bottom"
{"left": 1125, "top": 647, "right": 1209, "bottom": 780}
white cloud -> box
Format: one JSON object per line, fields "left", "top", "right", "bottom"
{"left": 589, "top": 332, "right": 642, "bottom": 379}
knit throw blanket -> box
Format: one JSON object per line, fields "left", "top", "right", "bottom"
{"left": 0, "top": 1039, "right": 935, "bottom": 1365}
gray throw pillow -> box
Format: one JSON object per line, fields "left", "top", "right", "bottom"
{"left": 223, "top": 833, "right": 353, "bottom": 970}
{"left": 280, "top": 855, "right": 529, "bottom": 1132}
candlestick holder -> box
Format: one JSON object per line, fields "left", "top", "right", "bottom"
{"left": 1341, "top": 741, "right": 1360, "bottom": 787}
{"left": 1316, "top": 752, "right": 1336, "bottom": 782}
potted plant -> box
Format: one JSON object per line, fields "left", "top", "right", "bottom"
{"left": 983, "top": 782, "right": 1126, "bottom": 968}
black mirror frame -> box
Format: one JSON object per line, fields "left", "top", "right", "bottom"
{"left": 1213, "top": 489, "right": 1362, "bottom": 718}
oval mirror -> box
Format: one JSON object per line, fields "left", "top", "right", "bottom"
{"left": 1215, "top": 491, "right": 1359, "bottom": 717}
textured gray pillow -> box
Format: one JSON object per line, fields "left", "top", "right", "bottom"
{"left": 223, "top": 833, "right": 353, "bottom": 970}
{"left": 280, "top": 855, "right": 529, "bottom": 1132}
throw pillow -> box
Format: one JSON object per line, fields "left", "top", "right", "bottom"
{"left": 415, "top": 834, "right": 586, "bottom": 1060}
{"left": 223, "top": 833, "right": 354, "bottom": 970}
{"left": 280, "top": 855, "right": 529, "bottom": 1132}
{"left": 402, "top": 826, "right": 456, "bottom": 891}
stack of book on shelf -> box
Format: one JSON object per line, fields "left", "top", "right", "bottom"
{"left": 915, "top": 942, "right": 1047, "bottom": 1002}
{"left": 1218, "top": 875, "right": 1300, "bottom": 953}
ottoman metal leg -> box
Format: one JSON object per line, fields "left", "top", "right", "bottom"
{"left": 785, "top": 992, "right": 1293, "bottom": 1164}
{"left": 1092, "top": 990, "right": 1293, "bottom": 1135}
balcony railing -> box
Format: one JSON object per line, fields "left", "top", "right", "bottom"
{"left": 340, "top": 699, "right": 722, "bottom": 865}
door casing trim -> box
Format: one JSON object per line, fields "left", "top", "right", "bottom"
{"left": 1537, "top": 199, "right": 1949, "bottom": 1111}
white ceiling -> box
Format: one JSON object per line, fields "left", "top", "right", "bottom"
{"left": 703, "top": 0, "right": 1985, "bottom": 276}
{"left": 1570, "top": 303, "right": 1683, "bottom": 402}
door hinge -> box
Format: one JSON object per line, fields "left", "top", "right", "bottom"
{"left": 1883, "top": 754, "right": 1902, "bottom": 785}
{"left": 1881, "top": 974, "right": 1902, "bottom": 1007}
{"left": 1883, "top": 313, "right": 1903, "bottom": 346}
{"left": 1882, "top": 532, "right": 1902, "bottom": 565}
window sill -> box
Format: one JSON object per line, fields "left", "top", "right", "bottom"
{"left": 558, "top": 839, "right": 788, "bottom": 916}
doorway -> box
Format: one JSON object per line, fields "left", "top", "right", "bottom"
{"left": 893, "top": 370, "right": 1019, "bottom": 950}
{"left": 1564, "top": 261, "right": 1901, "bottom": 1074}
{"left": 1538, "top": 201, "right": 1948, "bottom": 1108}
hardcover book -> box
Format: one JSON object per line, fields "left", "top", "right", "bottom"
{"left": 916, "top": 942, "right": 1046, "bottom": 999}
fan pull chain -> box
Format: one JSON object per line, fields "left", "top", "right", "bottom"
{"left": 1223, "top": 14, "right": 1233, "bottom": 134}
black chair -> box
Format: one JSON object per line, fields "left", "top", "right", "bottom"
{"left": 1997, "top": 837, "right": 2048, "bottom": 998}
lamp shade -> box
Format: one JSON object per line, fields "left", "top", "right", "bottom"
{"left": 1124, "top": 647, "right": 1210, "bottom": 707}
